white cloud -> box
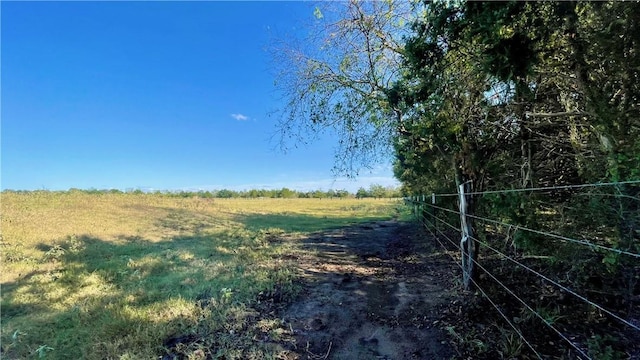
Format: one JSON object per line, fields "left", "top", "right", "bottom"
{"left": 230, "top": 113, "right": 249, "bottom": 121}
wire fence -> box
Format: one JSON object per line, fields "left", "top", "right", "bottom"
{"left": 406, "top": 180, "right": 640, "bottom": 359}
{"left": 428, "top": 180, "right": 640, "bottom": 198}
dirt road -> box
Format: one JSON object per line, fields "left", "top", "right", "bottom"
{"left": 275, "top": 221, "right": 457, "bottom": 359}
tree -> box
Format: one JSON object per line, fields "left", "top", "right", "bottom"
{"left": 278, "top": 187, "right": 297, "bottom": 198}
{"left": 247, "top": 189, "right": 259, "bottom": 198}
{"left": 355, "top": 187, "right": 369, "bottom": 199}
{"left": 311, "top": 190, "right": 326, "bottom": 199}
{"left": 274, "top": 0, "right": 413, "bottom": 176}
{"left": 274, "top": 0, "right": 639, "bottom": 295}
{"left": 397, "top": 1, "right": 639, "bottom": 189}
{"left": 216, "top": 189, "right": 235, "bottom": 198}
{"left": 369, "top": 184, "right": 387, "bottom": 199}
{"left": 394, "top": 0, "right": 640, "bottom": 289}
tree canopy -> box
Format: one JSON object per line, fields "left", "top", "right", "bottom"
{"left": 276, "top": 1, "right": 639, "bottom": 355}
{"left": 394, "top": 1, "right": 639, "bottom": 195}
{"left": 273, "top": 0, "right": 414, "bottom": 176}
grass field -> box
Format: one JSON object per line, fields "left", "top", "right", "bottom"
{"left": 0, "top": 192, "right": 401, "bottom": 359}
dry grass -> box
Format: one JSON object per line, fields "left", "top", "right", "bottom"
{"left": 1, "top": 192, "right": 399, "bottom": 359}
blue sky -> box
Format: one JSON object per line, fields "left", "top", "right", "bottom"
{"left": 1, "top": 1, "right": 398, "bottom": 192}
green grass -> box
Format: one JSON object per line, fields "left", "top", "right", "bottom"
{"left": 1, "top": 193, "right": 400, "bottom": 359}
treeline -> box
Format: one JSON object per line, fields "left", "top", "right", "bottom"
{"left": 2, "top": 184, "right": 401, "bottom": 199}
{"left": 391, "top": 1, "right": 639, "bottom": 291}
{"left": 279, "top": 1, "right": 639, "bottom": 357}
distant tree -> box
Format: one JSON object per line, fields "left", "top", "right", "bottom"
{"left": 368, "top": 184, "right": 387, "bottom": 199}
{"left": 355, "top": 187, "right": 369, "bottom": 199}
{"left": 311, "top": 190, "right": 326, "bottom": 199}
{"left": 386, "top": 186, "right": 402, "bottom": 198}
{"left": 217, "top": 189, "right": 235, "bottom": 198}
{"left": 265, "top": 189, "right": 279, "bottom": 198}
{"left": 279, "top": 187, "right": 297, "bottom": 198}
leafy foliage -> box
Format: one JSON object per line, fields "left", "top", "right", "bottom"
{"left": 395, "top": 1, "right": 640, "bottom": 356}
{"left": 277, "top": 0, "right": 640, "bottom": 356}
{"left": 273, "top": 0, "right": 413, "bottom": 175}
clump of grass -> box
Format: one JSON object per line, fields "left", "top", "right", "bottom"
{"left": 1, "top": 192, "right": 399, "bottom": 359}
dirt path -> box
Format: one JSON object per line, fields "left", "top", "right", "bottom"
{"left": 276, "top": 221, "right": 456, "bottom": 359}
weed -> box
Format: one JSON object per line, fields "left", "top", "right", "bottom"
{"left": 2, "top": 246, "right": 27, "bottom": 263}
{"left": 446, "top": 325, "right": 488, "bottom": 354}
{"left": 535, "top": 305, "right": 565, "bottom": 326}
{"left": 587, "top": 335, "right": 625, "bottom": 360}
{"left": 518, "top": 304, "right": 564, "bottom": 326}
{"left": 498, "top": 329, "right": 523, "bottom": 359}
{"left": 43, "top": 245, "right": 65, "bottom": 262}
{"left": 220, "top": 287, "right": 233, "bottom": 303}
{"left": 34, "top": 345, "right": 54, "bottom": 358}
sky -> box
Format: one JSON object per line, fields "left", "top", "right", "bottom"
{"left": 1, "top": 1, "right": 399, "bottom": 193}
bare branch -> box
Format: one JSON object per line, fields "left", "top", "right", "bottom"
{"left": 524, "top": 111, "right": 591, "bottom": 118}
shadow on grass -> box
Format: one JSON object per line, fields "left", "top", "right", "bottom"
{"left": 1, "top": 207, "right": 400, "bottom": 359}
{"left": 1, "top": 228, "right": 298, "bottom": 359}
{"left": 236, "top": 212, "right": 396, "bottom": 233}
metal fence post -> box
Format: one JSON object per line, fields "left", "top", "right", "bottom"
{"left": 459, "top": 183, "right": 475, "bottom": 290}
{"left": 432, "top": 193, "right": 437, "bottom": 233}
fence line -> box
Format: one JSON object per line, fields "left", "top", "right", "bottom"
{"left": 469, "top": 230, "right": 640, "bottom": 332}
{"left": 418, "top": 210, "right": 590, "bottom": 358}
{"left": 424, "top": 202, "right": 640, "bottom": 259}
{"left": 468, "top": 251, "right": 591, "bottom": 359}
{"left": 418, "top": 204, "right": 640, "bottom": 331}
{"left": 418, "top": 213, "right": 544, "bottom": 359}
{"left": 414, "top": 200, "right": 640, "bottom": 330}
{"left": 407, "top": 182, "right": 640, "bottom": 358}
{"left": 428, "top": 179, "right": 640, "bottom": 198}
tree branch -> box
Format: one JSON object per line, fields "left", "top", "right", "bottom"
{"left": 524, "top": 111, "right": 591, "bottom": 118}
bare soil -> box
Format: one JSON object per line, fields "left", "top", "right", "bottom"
{"left": 189, "top": 219, "right": 639, "bottom": 360}
{"left": 272, "top": 220, "right": 458, "bottom": 360}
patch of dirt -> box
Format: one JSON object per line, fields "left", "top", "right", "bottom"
{"left": 273, "top": 221, "right": 457, "bottom": 359}
{"left": 163, "top": 220, "right": 639, "bottom": 359}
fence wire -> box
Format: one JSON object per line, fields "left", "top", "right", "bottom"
{"left": 407, "top": 181, "right": 640, "bottom": 358}
{"left": 418, "top": 211, "right": 544, "bottom": 359}
{"left": 413, "top": 200, "right": 640, "bottom": 330}
{"left": 429, "top": 179, "right": 640, "bottom": 198}
{"left": 425, "top": 203, "right": 640, "bottom": 259}
{"left": 417, "top": 208, "right": 591, "bottom": 358}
